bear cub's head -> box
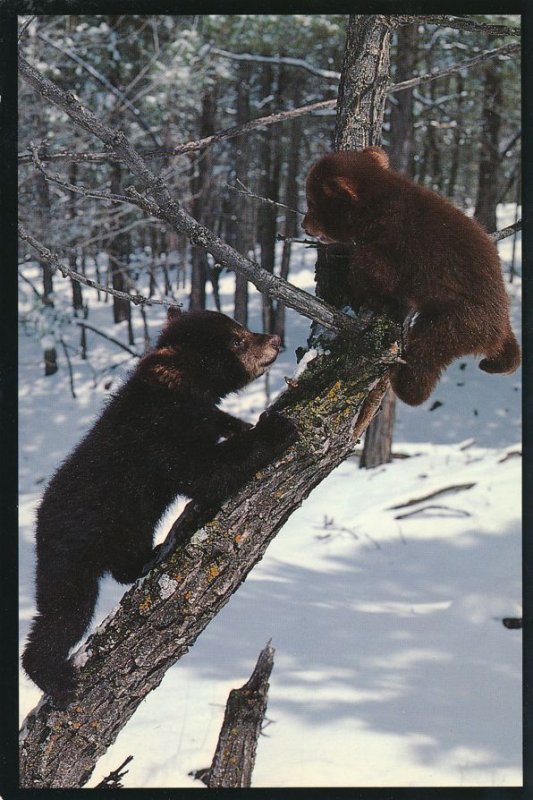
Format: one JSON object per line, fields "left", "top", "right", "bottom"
{"left": 144, "top": 309, "right": 281, "bottom": 399}
{"left": 303, "top": 146, "right": 390, "bottom": 244}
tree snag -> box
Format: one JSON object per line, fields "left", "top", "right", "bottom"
{"left": 206, "top": 643, "right": 275, "bottom": 788}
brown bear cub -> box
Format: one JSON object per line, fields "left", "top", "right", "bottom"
{"left": 303, "top": 147, "right": 520, "bottom": 405}
{"left": 23, "top": 309, "right": 297, "bottom": 704}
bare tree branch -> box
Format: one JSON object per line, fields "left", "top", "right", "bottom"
{"left": 18, "top": 53, "right": 354, "bottom": 334}
{"left": 397, "top": 14, "right": 520, "bottom": 38}
{"left": 18, "top": 15, "right": 36, "bottom": 41}
{"left": 226, "top": 180, "right": 305, "bottom": 216}
{"left": 76, "top": 322, "right": 141, "bottom": 358}
{"left": 94, "top": 755, "right": 134, "bottom": 789}
{"left": 210, "top": 47, "right": 340, "bottom": 80}
{"left": 19, "top": 146, "right": 123, "bottom": 165}
{"left": 28, "top": 141, "right": 143, "bottom": 208}
{"left": 387, "top": 482, "right": 476, "bottom": 510}
{"left": 18, "top": 98, "right": 339, "bottom": 165}
{"left": 18, "top": 225, "right": 181, "bottom": 310}
{"left": 279, "top": 221, "right": 522, "bottom": 246}
{"left": 392, "top": 42, "right": 520, "bottom": 94}
{"left": 500, "top": 129, "right": 521, "bottom": 158}
{"left": 18, "top": 268, "right": 45, "bottom": 300}
{"left": 491, "top": 220, "right": 521, "bottom": 241}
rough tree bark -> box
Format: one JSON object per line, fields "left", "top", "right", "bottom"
{"left": 20, "top": 316, "right": 400, "bottom": 788}
{"left": 334, "top": 15, "right": 394, "bottom": 152}
{"left": 206, "top": 643, "right": 275, "bottom": 788}
{"left": 314, "top": 15, "right": 395, "bottom": 311}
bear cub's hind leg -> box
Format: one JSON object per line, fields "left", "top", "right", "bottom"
{"left": 391, "top": 308, "right": 477, "bottom": 406}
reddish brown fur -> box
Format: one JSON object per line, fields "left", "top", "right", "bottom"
{"left": 303, "top": 147, "right": 520, "bottom": 405}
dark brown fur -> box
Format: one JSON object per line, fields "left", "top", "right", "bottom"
{"left": 22, "top": 310, "right": 297, "bottom": 704}
{"left": 303, "top": 147, "right": 520, "bottom": 405}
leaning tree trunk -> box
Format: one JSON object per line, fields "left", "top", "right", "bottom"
{"left": 19, "top": 315, "right": 400, "bottom": 788}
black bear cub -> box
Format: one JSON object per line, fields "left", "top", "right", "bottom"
{"left": 23, "top": 309, "right": 297, "bottom": 704}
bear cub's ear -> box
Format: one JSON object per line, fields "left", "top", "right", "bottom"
{"left": 324, "top": 176, "right": 358, "bottom": 201}
{"left": 363, "top": 146, "right": 390, "bottom": 169}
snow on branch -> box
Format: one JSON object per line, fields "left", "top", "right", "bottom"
{"left": 18, "top": 54, "right": 353, "bottom": 335}
{"left": 490, "top": 220, "right": 521, "bottom": 242}
{"left": 210, "top": 46, "right": 340, "bottom": 80}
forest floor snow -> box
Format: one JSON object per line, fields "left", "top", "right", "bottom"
{"left": 18, "top": 210, "right": 522, "bottom": 787}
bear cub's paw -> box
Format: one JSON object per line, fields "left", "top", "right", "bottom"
{"left": 390, "top": 364, "right": 436, "bottom": 407}
{"left": 255, "top": 409, "right": 298, "bottom": 449}
{"left": 46, "top": 664, "right": 78, "bottom": 709}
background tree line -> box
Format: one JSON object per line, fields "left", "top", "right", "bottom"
{"left": 19, "top": 13, "right": 521, "bottom": 353}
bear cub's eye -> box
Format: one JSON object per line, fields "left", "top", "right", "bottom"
{"left": 231, "top": 338, "right": 245, "bottom": 351}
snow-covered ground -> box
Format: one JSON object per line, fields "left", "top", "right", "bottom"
{"left": 18, "top": 207, "right": 522, "bottom": 787}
